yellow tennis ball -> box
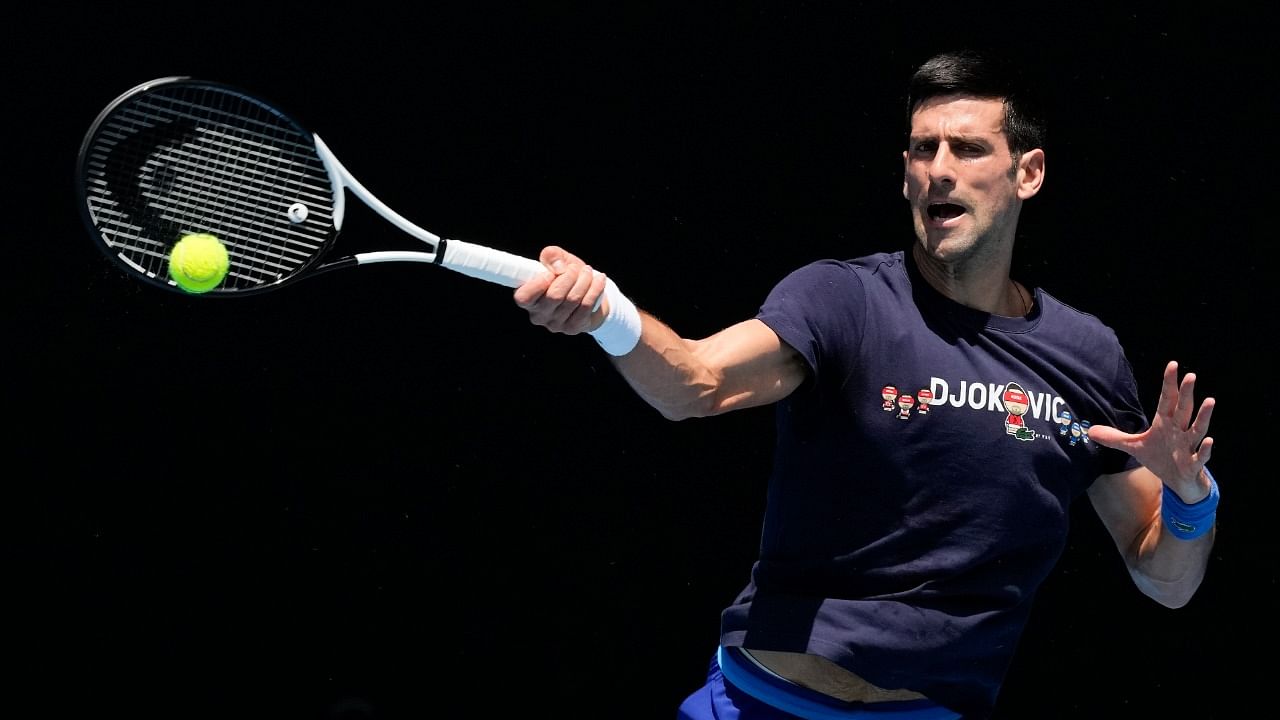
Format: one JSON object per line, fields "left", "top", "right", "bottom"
{"left": 169, "top": 233, "right": 230, "bottom": 293}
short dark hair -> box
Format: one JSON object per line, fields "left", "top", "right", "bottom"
{"left": 906, "top": 50, "right": 1046, "bottom": 156}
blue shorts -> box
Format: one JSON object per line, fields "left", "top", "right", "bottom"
{"left": 676, "top": 647, "right": 961, "bottom": 720}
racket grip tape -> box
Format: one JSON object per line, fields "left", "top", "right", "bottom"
{"left": 440, "top": 236, "right": 638, "bottom": 354}
{"left": 438, "top": 239, "right": 607, "bottom": 313}
{"left": 437, "top": 239, "right": 546, "bottom": 287}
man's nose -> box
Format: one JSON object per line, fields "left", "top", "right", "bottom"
{"left": 928, "top": 145, "right": 957, "bottom": 187}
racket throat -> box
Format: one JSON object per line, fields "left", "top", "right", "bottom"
{"left": 314, "top": 134, "right": 445, "bottom": 257}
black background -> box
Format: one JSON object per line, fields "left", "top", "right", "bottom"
{"left": 8, "top": 3, "right": 1272, "bottom": 718}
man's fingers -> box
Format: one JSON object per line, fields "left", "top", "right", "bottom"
{"left": 1190, "top": 397, "right": 1216, "bottom": 448}
{"left": 544, "top": 265, "right": 596, "bottom": 333}
{"left": 1196, "top": 436, "right": 1214, "bottom": 466}
{"left": 517, "top": 247, "right": 605, "bottom": 335}
{"left": 1084, "top": 423, "right": 1139, "bottom": 452}
{"left": 1172, "top": 371, "right": 1198, "bottom": 429}
{"left": 539, "top": 245, "right": 570, "bottom": 267}
{"left": 564, "top": 265, "right": 595, "bottom": 307}
{"left": 513, "top": 270, "right": 555, "bottom": 308}
{"left": 1154, "top": 360, "right": 1179, "bottom": 419}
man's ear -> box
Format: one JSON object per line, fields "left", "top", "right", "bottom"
{"left": 902, "top": 150, "right": 910, "bottom": 200}
{"left": 1017, "top": 148, "right": 1045, "bottom": 200}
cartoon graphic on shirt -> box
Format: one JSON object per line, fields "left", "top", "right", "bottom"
{"left": 1053, "top": 408, "right": 1093, "bottom": 450}
{"left": 1001, "top": 382, "right": 1034, "bottom": 441}
{"left": 882, "top": 385, "right": 899, "bottom": 411}
{"left": 916, "top": 388, "right": 934, "bottom": 415}
{"left": 1057, "top": 409, "right": 1073, "bottom": 436}
{"left": 916, "top": 375, "right": 1102, "bottom": 448}
{"left": 897, "top": 394, "right": 915, "bottom": 420}
{"left": 1069, "top": 422, "right": 1083, "bottom": 446}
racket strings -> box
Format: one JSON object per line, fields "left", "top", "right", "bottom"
{"left": 82, "top": 82, "right": 337, "bottom": 291}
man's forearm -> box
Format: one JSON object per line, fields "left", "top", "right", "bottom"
{"left": 609, "top": 311, "right": 721, "bottom": 421}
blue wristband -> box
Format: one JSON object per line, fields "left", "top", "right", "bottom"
{"left": 1161, "top": 468, "right": 1219, "bottom": 541}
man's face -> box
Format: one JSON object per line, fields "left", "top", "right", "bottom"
{"left": 902, "top": 95, "right": 1037, "bottom": 263}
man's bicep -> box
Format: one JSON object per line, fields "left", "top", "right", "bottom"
{"left": 1087, "top": 466, "right": 1161, "bottom": 559}
{"left": 691, "top": 318, "right": 809, "bottom": 414}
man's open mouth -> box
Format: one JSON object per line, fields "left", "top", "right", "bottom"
{"left": 927, "top": 203, "right": 966, "bottom": 221}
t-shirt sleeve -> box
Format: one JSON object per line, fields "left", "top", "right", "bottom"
{"left": 755, "top": 260, "right": 866, "bottom": 387}
{"left": 1098, "top": 345, "right": 1150, "bottom": 476}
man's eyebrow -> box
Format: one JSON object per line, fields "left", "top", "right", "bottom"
{"left": 908, "top": 132, "right": 994, "bottom": 146}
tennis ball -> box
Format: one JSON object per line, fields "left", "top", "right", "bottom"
{"left": 169, "top": 233, "right": 230, "bottom": 293}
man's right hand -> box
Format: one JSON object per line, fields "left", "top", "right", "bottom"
{"left": 513, "top": 246, "right": 609, "bottom": 335}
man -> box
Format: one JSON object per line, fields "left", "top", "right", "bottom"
{"left": 513, "top": 50, "right": 1218, "bottom": 719}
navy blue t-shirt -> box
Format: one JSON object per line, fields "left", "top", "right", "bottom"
{"left": 720, "top": 250, "right": 1147, "bottom": 718}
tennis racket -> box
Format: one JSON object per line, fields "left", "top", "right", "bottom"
{"left": 76, "top": 76, "right": 564, "bottom": 297}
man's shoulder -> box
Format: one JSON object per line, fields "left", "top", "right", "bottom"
{"left": 788, "top": 251, "right": 905, "bottom": 281}
{"left": 766, "top": 252, "right": 908, "bottom": 314}
{"left": 1034, "top": 288, "right": 1125, "bottom": 348}
{"left": 844, "top": 250, "right": 904, "bottom": 274}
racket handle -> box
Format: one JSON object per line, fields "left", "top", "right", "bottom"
{"left": 439, "top": 239, "right": 547, "bottom": 287}
{"left": 440, "top": 239, "right": 608, "bottom": 313}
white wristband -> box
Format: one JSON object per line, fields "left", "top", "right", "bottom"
{"left": 588, "top": 277, "right": 642, "bottom": 356}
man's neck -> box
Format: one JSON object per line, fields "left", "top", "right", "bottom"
{"left": 910, "top": 243, "right": 1025, "bottom": 316}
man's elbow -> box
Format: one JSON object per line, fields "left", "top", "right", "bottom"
{"left": 1149, "top": 589, "right": 1194, "bottom": 610}
{"left": 1133, "top": 571, "right": 1202, "bottom": 609}
{"left": 654, "top": 395, "right": 718, "bottom": 421}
